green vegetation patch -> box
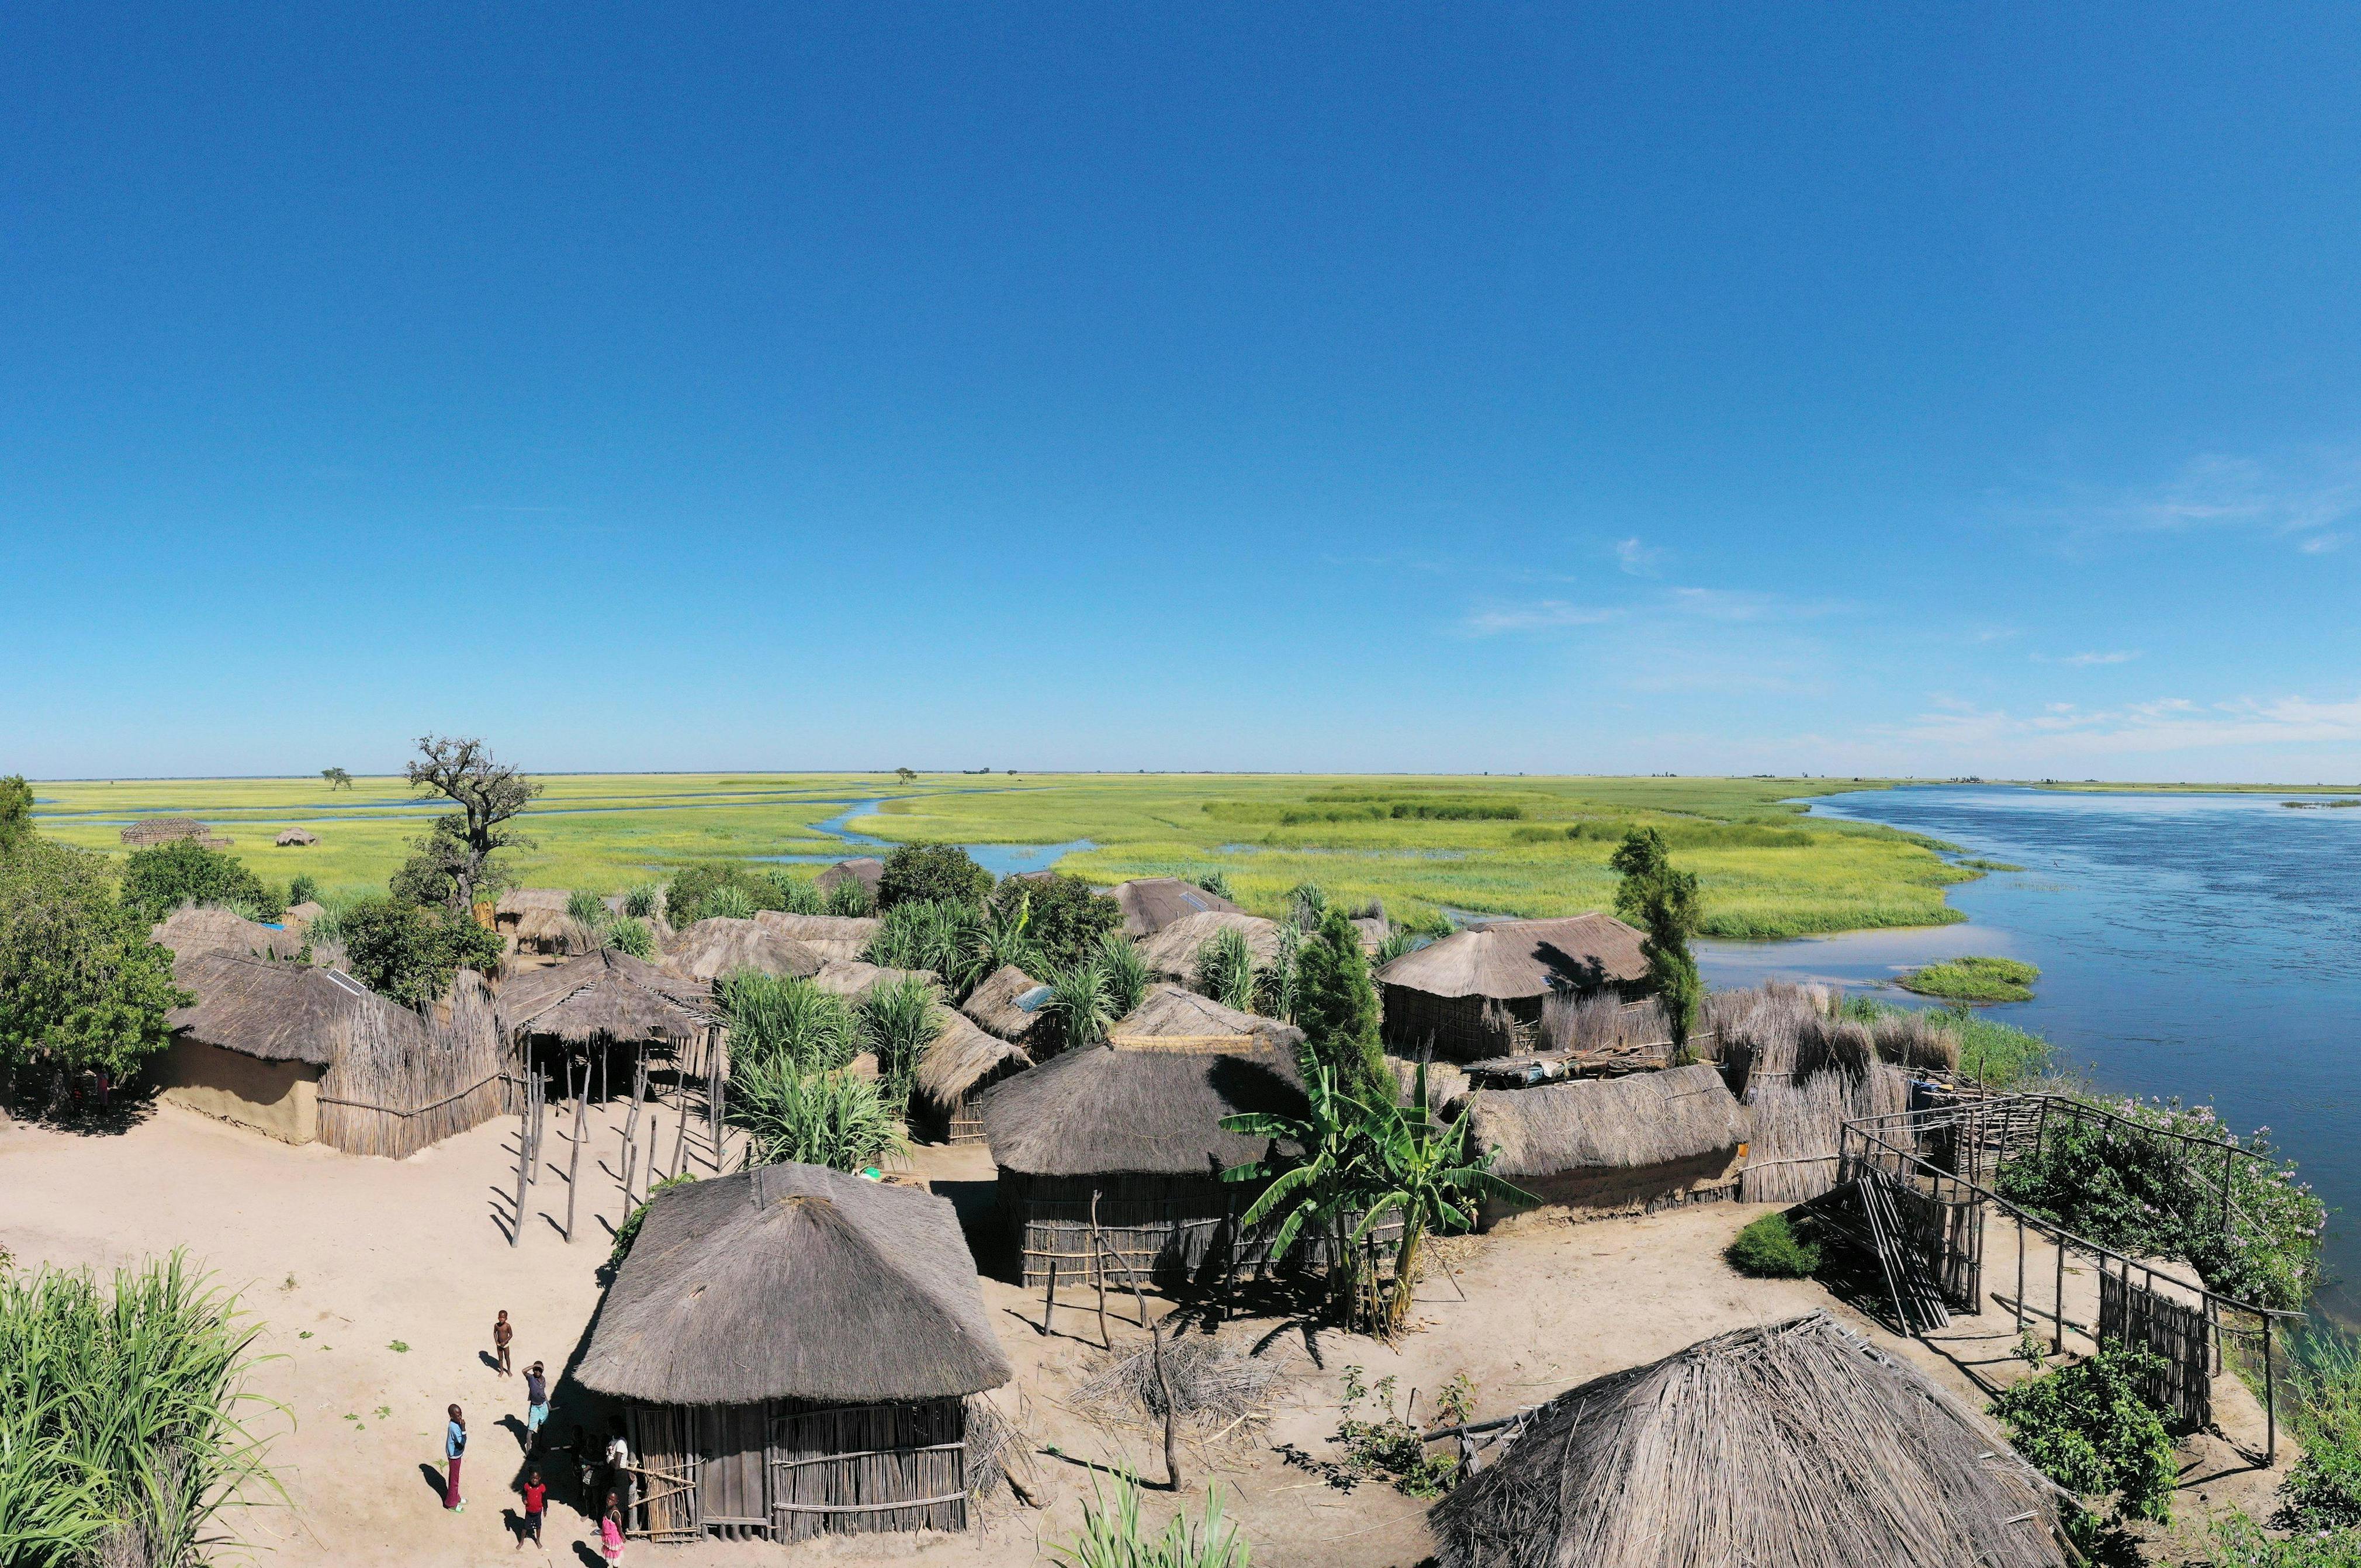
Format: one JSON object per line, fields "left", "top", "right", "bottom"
{"left": 1898, "top": 955, "right": 2040, "bottom": 1003}
{"left": 1723, "top": 1211, "right": 1821, "bottom": 1278}
{"left": 1990, "top": 1342, "right": 2177, "bottom": 1550}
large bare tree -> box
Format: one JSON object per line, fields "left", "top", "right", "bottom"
{"left": 402, "top": 736, "right": 542, "bottom": 912}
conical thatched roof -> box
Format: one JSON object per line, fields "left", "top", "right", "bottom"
{"left": 960, "top": 965, "right": 1053, "bottom": 1045}
{"left": 817, "top": 857, "right": 885, "bottom": 898}
{"left": 282, "top": 901, "right": 327, "bottom": 930}
{"left": 1376, "top": 914, "right": 1649, "bottom": 1001}
{"left": 1429, "top": 1311, "right": 2068, "bottom": 1568}
{"left": 916, "top": 1011, "right": 1031, "bottom": 1107}
{"left": 168, "top": 951, "right": 428, "bottom": 1067}
{"left": 662, "top": 917, "right": 823, "bottom": 982}
{"left": 498, "top": 948, "right": 712, "bottom": 1044}
{"left": 153, "top": 904, "right": 306, "bottom": 961}
{"left": 980, "top": 987, "right": 1306, "bottom": 1177}
{"left": 809, "top": 958, "right": 939, "bottom": 1000}
{"left": 1106, "top": 877, "right": 1242, "bottom": 937}
{"left": 753, "top": 911, "right": 881, "bottom": 964}
{"left": 575, "top": 1162, "right": 1012, "bottom": 1406}
{"left": 1467, "top": 1064, "right": 1746, "bottom": 1178}
{"left": 496, "top": 887, "right": 574, "bottom": 947}
{"left": 1135, "top": 911, "right": 1289, "bottom": 982}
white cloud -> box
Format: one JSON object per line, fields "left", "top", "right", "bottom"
{"left": 1886, "top": 691, "right": 2361, "bottom": 758}
{"left": 2016, "top": 452, "right": 2361, "bottom": 552}
{"left": 1613, "top": 536, "right": 1665, "bottom": 576}
{"left": 2031, "top": 649, "right": 2141, "bottom": 666}
{"left": 2301, "top": 532, "right": 2347, "bottom": 555}
{"left": 1460, "top": 601, "right": 1625, "bottom": 636}
{"left": 1666, "top": 587, "right": 1846, "bottom": 622}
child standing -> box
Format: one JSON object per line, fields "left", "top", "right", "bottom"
{"left": 601, "top": 1494, "right": 625, "bottom": 1563}
{"left": 517, "top": 1469, "right": 546, "bottom": 1549}
{"left": 522, "top": 1362, "right": 550, "bottom": 1447}
{"left": 493, "top": 1310, "right": 514, "bottom": 1376}
{"left": 444, "top": 1404, "right": 468, "bottom": 1511}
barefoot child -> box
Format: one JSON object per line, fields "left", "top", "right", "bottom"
{"left": 517, "top": 1469, "right": 545, "bottom": 1549}
{"left": 493, "top": 1310, "right": 513, "bottom": 1375}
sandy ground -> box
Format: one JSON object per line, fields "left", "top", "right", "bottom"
{"left": 0, "top": 1096, "right": 2294, "bottom": 1567}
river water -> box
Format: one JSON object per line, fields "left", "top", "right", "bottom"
{"left": 1699, "top": 784, "right": 2361, "bottom": 1321}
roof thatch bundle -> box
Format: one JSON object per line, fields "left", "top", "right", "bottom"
{"left": 1134, "top": 911, "right": 1287, "bottom": 982}
{"left": 153, "top": 904, "right": 306, "bottom": 961}
{"left": 981, "top": 987, "right": 1306, "bottom": 1177}
{"left": 816, "top": 857, "right": 885, "bottom": 898}
{"left": 1376, "top": 914, "right": 1649, "bottom": 1002}
{"left": 1467, "top": 1064, "right": 1744, "bottom": 1179}
{"left": 575, "top": 1162, "right": 1012, "bottom": 1406}
{"left": 917, "top": 1010, "right": 1031, "bottom": 1109}
{"left": 168, "top": 951, "right": 425, "bottom": 1067}
{"left": 498, "top": 948, "right": 712, "bottom": 1045}
{"left": 809, "top": 958, "right": 940, "bottom": 1000}
{"left": 274, "top": 828, "right": 319, "bottom": 847}
{"left": 1713, "top": 985, "right": 1915, "bottom": 1203}
{"left": 960, "top": 964, "right": 1053, "bottom": 1046}
{"left": 1106, "top": 878, "right": 1242, "bottom": 937}
{"left": 662, "top": 917, "right": 823, "bottom": 982}
{"left": 120, "top": 816, "right": 212, "bottom": 847}
{"left": 1430, "top": 1311, "right": 2068, "bottom": 1568}
{"left": 754, "top": 911, "right": 881, "bottom": 964}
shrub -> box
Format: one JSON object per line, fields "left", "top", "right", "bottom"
{"left": 992, "top": 873, "right": 1120, "bottom": 970}
{"left": 824, "top": 877, "right": 875, "bottom": 917}
{"left": 702, "top": 884, "right": 756, "bottom": 922}
{"left": 1096, "top": 933, "right": 1150, "bottom": 1019}
{"left": 1193, "top": 870, "right": 1234, "bottom": 900}
{"left": 864, "top": 899, "right": 976, "bottom": 981}
{"left": 287, "top": 875, "right": 321, "bottom": 908}
{"left": 1325, "top": 1368, "right": 1471, "bottom": 1497}
{"left": 1044, "top": 958, "right": 1114, "bottom": 1050}
{"left": 622, "top": 884, "right": 660, "bottom": 919}
{"left": 604, "top": 917, "right": 656, "bottom": 960}
{"left": 716, "top": 972, "right": 858, "bottom": 1073}
{"left": 1193, "top": 927, "right": 1256, "bottom": 1012}
{"left": 775, "top": 874, "right": 824, "bottom": 916}
{"left": 339, "top": 898, "right": 501, "bottom": 1006}
{"left": 857, "top": 977, "right": 940, "bottom": 1108}
{"left": 730, "top": 1062, "right": 908, "bottom": 1174}
{"left": 2280, "top": 1331, "right": 2361, "bottom": 1531}
{"left": 1055, "top": 1473, "right": 1251, "bottom": 1568}
{"left": 1294, "top": 909, "right": 1391, "bottom": 1105}
{"left": 1989, "top": 1343, "right": 2177, "bottom": 1526}
{"left": 877, "top": 844, "right": 992, "bottom": 909}
{"left": 119, "top": 841, "right": 277, "bottom": 925}
{"left": 1723, "top": 1212, "right": 1820, "bottom": 1277}
{"left": 2211, "top": 1511, "right": 2361, "bottom": 1567}
{"left": 664, "top": 862, "right": 787, "bottom": 925}
{"left": 0, "top": 840, "right": 188, "bottom": 1089}
{"left": 1285, "top": 882, "right": 1327, "bottom": 926}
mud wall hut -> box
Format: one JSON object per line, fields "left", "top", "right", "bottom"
{"left": 574, "top": 1162, "right": 1012, "bottom": 1543}
{"left": 1375, "top": 913, "right": 1651, "bottom": 1060}
{"left": 1466, "top": 1064, "right": 1745, "bottom": 1226}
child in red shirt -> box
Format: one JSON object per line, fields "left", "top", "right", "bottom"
{"left": 518, "top": 1470, "right": 546, "bottom": 1548}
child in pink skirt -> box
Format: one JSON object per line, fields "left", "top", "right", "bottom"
{"left": 601, "top": 1495, "right": 624, "bottom": 1563}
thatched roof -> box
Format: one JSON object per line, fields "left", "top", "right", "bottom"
{"left": 281, "top": 901, "right": 327, "bottom": 930}
{"left": 816, "top": 857, "right": 885, "bottom": 897}
{"left": 1135, "top": 911, "right": 1289, "bottom": 982}
{"left": 1349, "top": 916, "right": 1389, "bottom": 955}
{"left": 810, "top": 959, "right": 940, "bottom": 1000}
{"left": 120, "top": 816, "right": 211, "bottom": 846}
{"left": 574, "top": 1162, "right": 1012, "bottom": 1406}
{"left": 661, "top": 918, "right": 823, "bottom": 982}
{"left": 980, "top": 988, "right": 1307, "bottom": 1177}
{"left": 1466, "top": 1064, "right": 1745, "bottom": 1178}
{"left": 168, "top": 951, "right": 427, "bottom": 1067}
{"left": 497, "top": 887, "right": 570, "bottom": 916}
{"left": 960, "top": 965, "right": 1053, "bottom": 1044}
{"left": 495, "top": 887, "right": 574, "bottom": 945}
{"left": 917, "top": 1011, "right": 1031, "bottom": 1106}
{"left": 274, "top": 828, "right": 319, "bottom": 846}
{"left": 1376, "top": 914, "right": 1650, "bottom": 1001}
{"left": 497, "top": 948, "right": 712, "bottom": 1044}
{"left": 1430, "top": 1311, "right": 2068, "bottom": 1568}
{"left": 1106, "top": 878, "right": 1243, "bottom": 937}
{"left": 754, "top": 911, "right": 880, "bottom": 964}
{"left": 153, "top": 905, "right": 306, "bottom": 961}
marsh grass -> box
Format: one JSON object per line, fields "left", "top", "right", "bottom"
{"left": 1899, "top": 956, "right": 2040, "bottom": 1003}
{"left": 857, "top": 977, "right": 941, "bottom": 1109}
{"left": 716, "top": 972, "right": 859, "bottom": 1073}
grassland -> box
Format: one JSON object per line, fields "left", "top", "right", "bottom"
{"left": 1898, "top": 955, "right": 2041, "bottom": 1003}
{"left": 27, "top": 772, "right": 1983, "bottom": 939}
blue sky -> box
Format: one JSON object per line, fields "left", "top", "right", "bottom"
{"left": 4, "top": 5, "right": 2359, "bottom": 781}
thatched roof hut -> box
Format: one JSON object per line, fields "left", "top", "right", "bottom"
{"left": 499, "top": 948, "right": 712, "bottom": 1048}
{"left": 1465, "top": 1064, "right": 1745, "bottom": 1224}
{"left": 274, "top": 828, "right": 319, "bottom": 847}
{"left": 120, "top": 816, "right": 212, "bottom": 847}
{"left": 1134, "top": 911, "right": 1288, "bottom": 983}
{"left": 662, "top": 918, "right": 823, "bottom": 983}
{"left": 960, "top": 964, "right": 1053, "bottom": 1048}
{"left": 810, "top": 958, "right": 939, "bottom": 1000}
{"left": 576, "top": 1162, "right": 1010, "bottom": 1542}
{"left": 496, "top": 887, "right": 574, "bottom": 954}
{"left": 980, "top": 985, "right": 1308, "bottom": 1287}
{"left": 153, "top": 904, "right": 306, "bottom": 961}
{"left": 816, "top": 857, "right": 885, "bottom": 899}
{"left": 754, "top": 911, "right": 881, "bottom": 964}
{"left": 281, "top": 900, "right": 327, "bottom": 931}
{"left": 1349, "top": 915, "right": 1389, "bottom": 955}
{"left": 1105, "top": 877, "right": 1242, "bottom": 937}
{"left": 916, "top": 1011, "right": 1031, "bottom": 1144}
{"left": 1429, "top": 1311, "right": 2069, "bottom": 1568}
{"left": 1376, "top": 914, "right": 1652, "bottom": 1060}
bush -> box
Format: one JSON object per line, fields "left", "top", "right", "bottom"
{"left": 2281, "top": 1331, "right": 2361, "bottom": 1531}
{"left": 1096, "top": 933, "right": 1150, "bottom": 1019}
{"left": 604, "top": 917, "right": 656, "bottom": 960}
{"left": 1193, "top": 927, "right": 1255, "bottom": 1012}
{"left": 877, "top": 844, "right": 991, "bottom": 910}
{"left": 1055, "top": 1473, "right": 1251, "bottom": 1568}
{"left": 339, "top": 898, "right": 501, "bottom": 1006}
{"left": 729, "top": 1062, "right": 908, "bottom": 1174}
{"left": 119, "top": 841, "right": 277, "bottom": 925}
{"left": 1324, "top": 1368, "right": 1472, "bottom": 1497}
{"left": 776, "top": 874, "right": 824, "bottom": 916}
{"left": 864, "top": 899, "right": 975, "bottom": 979}
{"left": 716, "top": 972, "right": 858, "bottom": 1073}
{"left": 824, "top": 876, "right": 875, "bottom": 916}
{"left": 993, "top": 873, "right": 1120, "bottom": 970}
{"left": 2211, "top": 1511, "right": 2361, "bottom": 1567}
{"left": 703, "top": 884, "right": 756, "bottom": 921}
{"left": 621, "top": 884, "right": 660, "bottom": 919}
{"left": 1989, "top": 1343, "right": 2177, "bottom": 1527}
{"left": 1044, "top": 958, "right": 1113, "bottom": 1051}
{"left": 857, "top": 976, "right": 940, "bottom": 1107}
{"left": 1723, "top": 1212, "right": 1820, "bottom": 1277}
{"left": 287, "top": 875, "right": 320, "bottom": 908}
{"left": 0, "top": 840, "right": 188, "bottom": 1089}
{"left": 1193, "top": 870, "right": 1234, "bottom": 900}
{"left": 1294, "top": 909, "right": 1391, "bottom": 1105}
{"left": 664, "top": 862, "right": 789, "bottom": 925}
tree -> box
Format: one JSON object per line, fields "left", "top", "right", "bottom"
{"left": 0, "top": 775, "right": 33, "bottom": 853}
{"left": 1609, "top": 828, "right": 1704, "bottom": 1056}
{"left": 340, "top": 897, "right": 501, "bottom": 1008}
{"left": 1295, "top": 908, "right": 1392, "bottom": 1103}
{"left": 402, "top": 736, "right": 541, "bottom": 913}
{"left": 894, "top": 767, "right": 917, "bottom": 784}
{"left": 1348, "top": 1064, "right": 1532, "bottom": 1336}
{"left": 665, "top": 861, "right": 801, "bottom": 925}
{"left": 876, "top": 843, "right": 991, "bottom": 909}
{"left": 989, "top": 873, "right": 1119, "bottom": 970}
{"left": 0, "top": 840, "right": 190, "bottom": 1092}
{"left": 320, "top": 767, "right": 352, "bottom": 791}
{"left": 119, "top": 841, "right": 276, "bottom": 925}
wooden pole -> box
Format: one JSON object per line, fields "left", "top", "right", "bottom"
{"left": 1093, "top": 1204, "right": 1179, "bottom": 1490}
{"left": 1043, "top": 1258, "right": 1058, "bottom": 1337}
{"left": 1091, "top": 1190, "right": 1110, "bottom": 1350}
{"left": 2014, "top": 1212, "right": 2026, "bottom": 1333}
{"left": 510, "top": 1085, "right": 531, "bottom": 1248}
{"left": 565, "top": 1062, "right": 587, "bottom": 1244}
{"left": 2265, "top": 1313, "right": 2278, "bottom": 1463}
{"left": 670, "top": 1091, "right": 690, "bottom": 1181}
{"left": 2052, "top": 1225, "right": 2066, "bottom": 1356}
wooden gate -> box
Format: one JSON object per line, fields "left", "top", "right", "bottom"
{"left": 1889, "top": 1181, "right": 1984, "bottom": 1311}
{"left": 2099, "top": 1270, "right": 2213, "bottom": 1428}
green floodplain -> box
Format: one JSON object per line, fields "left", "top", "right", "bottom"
{"left": 29, "top": 772, "right": 1988, "bottom": 939}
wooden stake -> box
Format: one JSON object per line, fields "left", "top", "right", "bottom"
{"left": 1043, "top": 1258, "right": 1058, "bottom": 1337}
{"left": 1096, "top": 1205, "right": 1180, "bottom": 1490}
{"left": 564, "top": 1063, "right": 587, "bottom": 1244}
{"left": 1091, "top": 1190, "right": 1110, "bottom": 1350}
{"left": 509, "top": 1087, "right": 531, "bottom": 1248}
{"left": 670, "top": 1088, "right": 690, "bottom": 1181}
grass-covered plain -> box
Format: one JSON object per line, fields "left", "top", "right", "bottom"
{"left": 27, "top": 772, "right": 1982, "bottom": 939}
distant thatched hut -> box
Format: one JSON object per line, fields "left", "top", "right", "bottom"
{"left": 158, "top": 956, "right": 508, "bottom": 1156}
{"left": 120, "top": 816, "right": 213, "bottom": 847}
{"left": 498, "top": 948, "right": 716, "bottom": 1093}
{"left": 1376, "top": 914, "right": 1651, "bottom": 1060}
{"left": 816, "top": 857, "right": 885, "bottom": 900}
{"left": 958, "top": 965, "right": 1053, "bottom": 1050}
{"left": 1105, "top": 878, "right": 1242, "bottom": 937}
{"left": 274, "top": 828, "right": 319, "bottom": 847}
{"left": 981, "top": 985, "right": 1308, "bottom": 1289}
{"left": 1466, "top": 1064, "right": 1745, "bottom": 1226}
{"left": 917, "top": 1012, "right": 1031, "bottom": 1144}
{"left": 575, "top": 1162, "right": 1012, "bottom": 1543}
{"left": 753, "top": 912, "right": 881, "bottom": 965}
{"left": 662, "top": 918, "right": 823, "bottom": 984}
{"left": 496, "top": 888, "right": 574, "bottom": 955}
{"left": 153, "top": 905, "right": 306, "bottom": 961}
{"left": 1134, "top": 911, "right": 1287, "bottom": 984}
{"left": 1429, "top": 1311, "right": 2068, "bottom": 1568}
{"left": 281, "top": 900, "right": 327, "bottom": 932}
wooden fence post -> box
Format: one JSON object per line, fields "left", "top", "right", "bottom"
{"left": 1091, "top": 1190, "right": 1110, "bottom": 1350}
{"left": 510, "top": 1084, "right": 531, "bottom": 1248}
{"left": 1043, "top": 1258, "right": 1058, "bottom": 1337}
{"left": 565, "top": 1062, "right": 587, "bottom": 1244}
{"left": 670, "top": 1091, "right": 690, "bottom": 1181}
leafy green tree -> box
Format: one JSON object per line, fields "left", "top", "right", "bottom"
{"left": 320, "top": 767, "right": 352, "bottom": 790}
{"left": 118, "top": 842, "right": 277, "bottom": 925}
{"left": 993, "top": 873, "right": 1121, "bottom": 970}
{"left": 1348, "top": 1064, "right": 1532, "bottom": 1335}
{"left": 402, "top": 736, "right": 541, "bottom": 912}
{"left": 664, "top": 862, "right": 797, "bottom": 924}
{"left": 877, "top": 844, "right": 991, "bottom": 909}
{"left": 338, "top": 898, "right": 500, "bottom": 1007}
{"left": 0, "top": 841, "right": 189, "bottom": 1090}
{"left": 388, "top": 814, "right": 469, "bottom": 909}
{"left": 0, "top": 776, "right": 33, "bottom": 854}
{"left": 1610, "top": 827, "right": 1704, "bottom": 1056}
{"left": 1295, "top": 908, "right": 1391, "bottom": 1103}
{"left": 894, "top": 767, "right": 917, "bottom": 784}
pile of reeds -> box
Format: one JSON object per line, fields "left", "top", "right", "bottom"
{"left": 1072, "top": 1334, "right": 1290, "bottom": 1429}
{"left": 1540, "top": 993, "right": 1675, "bottom": 1066}
{"left": 962, "top": 1395, "right": 1040, "bottom": 1508}
{"left": 1714, "top": 985, "right": 1917, "bottom": 1203}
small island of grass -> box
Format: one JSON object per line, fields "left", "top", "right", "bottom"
{"left": 1898, "top": 954, "right": 2040, "bottom": 1003}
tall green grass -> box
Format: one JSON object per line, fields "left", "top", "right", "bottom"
{"left": 728, "top": 1061, "right": 907, "bottom": 1174}
{"left": 1054, "top": 1473, "right": 1251, "bottom": 1568}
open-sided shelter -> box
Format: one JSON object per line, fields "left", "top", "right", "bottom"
{"left": 958, "top": 965, "right": 1053, "bottom": 1051}
{"left": 1429, "top": 1311, "right": 2068, "bottom": 1568}
{"left": 979, "top": 985, "right": 1309, "bottom": 1289}
{"left": 120, "top": 816, "right": 216, "bottom": 847}
{"left": 753, "top": 911, "right": 881, "bottom": 965}
{"left": 1465, "top": 1064, "right": 1744, "bottom": 1226}
{"left": 662, "top": 918, "right": 824, "bottom": 984}
{"left": 496, "top": 888, "right": 574, "bottom": 955}
{"left": 575, "top": 1162, "right": 1012, "bottom": 1543}
{"left": 1104, "top": 877, "right": 1242, "bottom": 937}
{"left": 498, "top": 947, "right": 716, "bottom": 1096}
{"left": 916, "top": 1012, "right": 1031, "bottom": 1144}
{"left": 1376, "top": 914, "right": 1651, "bottom": 1060}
